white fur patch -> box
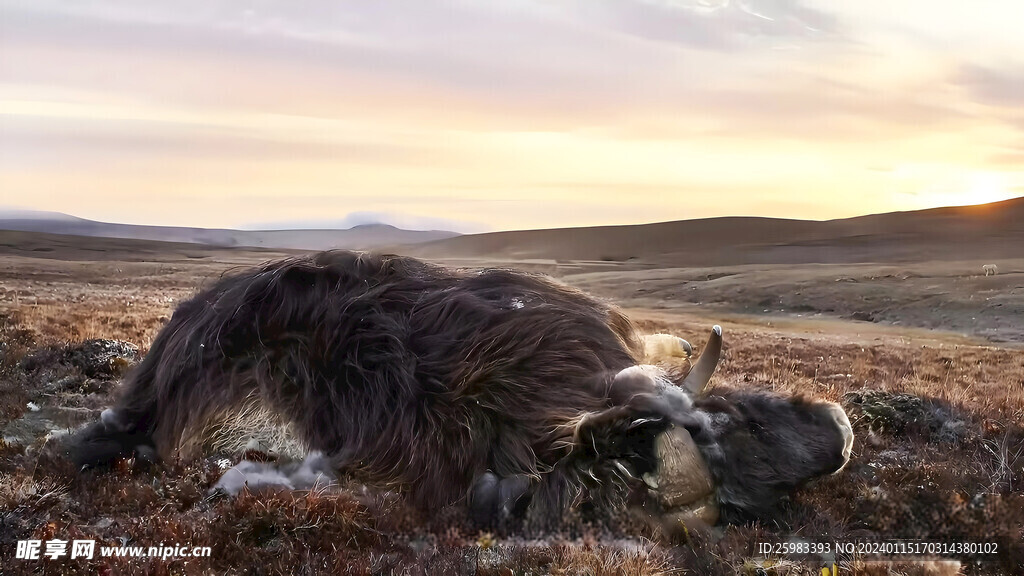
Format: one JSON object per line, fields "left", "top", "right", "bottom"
{"left": 823, "top": 402, "right": 854, "bottom": 472}
{"left": 613, "top": 364, "right": 694, "bottom": 410}
{"left": 615, "top": 364, "right": 670, "bottom": 385}
{"left": 211, "top": 451, "right": 337, "bottom": 496}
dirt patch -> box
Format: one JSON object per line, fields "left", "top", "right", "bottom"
{"left": 565, "top": 260, "right": 1024, "bottom": 345}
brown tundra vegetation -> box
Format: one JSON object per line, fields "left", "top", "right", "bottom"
{"left": 0, "top": 236, "right": 1021, "bottom": 575}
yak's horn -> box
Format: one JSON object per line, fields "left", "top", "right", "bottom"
{"left": 650, "top": 426, "right": 719, "bottom": 525}
{"left": 677, "top": 338, "right": 693, "bottom": 356}
{"left": 680, "top": 325, "right": 722, "bottom": 395}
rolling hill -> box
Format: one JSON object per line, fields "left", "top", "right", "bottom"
{"left": 406, "top": 197, "right": 1024, "bottom": 265}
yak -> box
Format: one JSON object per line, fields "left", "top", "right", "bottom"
{"left": 68, "top": 250, "right": 853, "bottom": 526}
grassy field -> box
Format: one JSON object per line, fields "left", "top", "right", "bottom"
{"left": 1, "top": 245, "right": 1022, "bottom": 575}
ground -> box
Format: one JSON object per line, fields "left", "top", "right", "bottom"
{"left": 0, "top": 243, "right": 1022, "bottom": 575}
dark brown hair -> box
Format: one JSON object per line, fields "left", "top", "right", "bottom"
{"left": 69, "top": 250, "right": 850, "bottom": 524}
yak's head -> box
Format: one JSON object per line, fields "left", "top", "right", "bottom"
{"left": 622, "top": 326, "right": 854, "bottom": 526}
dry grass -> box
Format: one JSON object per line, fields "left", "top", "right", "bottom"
{"left": 1, "top": 255, "right": 1022, "bottom": 575}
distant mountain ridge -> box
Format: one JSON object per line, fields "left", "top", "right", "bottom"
{"left": 3, "top": 197, "right": 1022, "bottom": 263}
{"left": 407, "top": 196, "right": 1024, "bottom": 265}
{"left": 0, "top": 210, "right": 460, "bottom": 251}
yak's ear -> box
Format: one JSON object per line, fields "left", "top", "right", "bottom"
{"left": 680, "top": 326, "right": 723, "bottom": 396}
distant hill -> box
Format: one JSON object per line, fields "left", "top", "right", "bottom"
{"left": 0, "top": 229, "right": 293, "bottom": 262}
{"left": 0, "top": 210, "right": 460, "bottom": 251}
{"left": 4, "top": 198, "right": 1022, "bottom": 264}
{"left": 406, "top": 197, "right": 1024, "bottom": 265}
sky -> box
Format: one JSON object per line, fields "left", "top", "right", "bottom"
{"left": 1, "top": 1, "right": 1023, "bottom": 232}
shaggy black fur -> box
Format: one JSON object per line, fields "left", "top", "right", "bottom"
{"left": 68, "top": 252, "right": 695, "bottom": 517}
{"left": 67, "top": 250, "right": 849, "bottom": 525}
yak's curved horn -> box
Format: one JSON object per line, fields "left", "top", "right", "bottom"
{"left": 677, "top": 338, "right": 693, "bottom": 356}
{"left": 642, "top": 333, "right": 693, "bottom": 361}
{"left": 649, "top": 426, "right": 719, "bottom": 525}
{"left": 680, "top": 325, "right": 722, "bottom": 395}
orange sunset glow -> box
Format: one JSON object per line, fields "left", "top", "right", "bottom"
{"left": 2, "top": 1, "right": 1023, "bottom": 232}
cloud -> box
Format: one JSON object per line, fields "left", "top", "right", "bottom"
{"left": 956, "top": 64, "right": 1024, "bottom": 108}
{"left": 952, "top": 63, "right": 1024, "bottom": 136}
{"left": 577, "top": 0, "right": 842, "bottom": 50}
{"left": 0, "top": 114, "right": 436, "bottom": 167}
{"left": 1, "top": 0, "right": 939, "bottom": 145}
{"left": 3, "top": 1, "right": 1023, "bottom": 231}
{"left": 0, "top": 1, "right": 847, "bottom": 128}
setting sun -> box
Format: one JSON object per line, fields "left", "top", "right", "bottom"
{"left": 964, "top": 172, "right": 1016, "bottom": 205}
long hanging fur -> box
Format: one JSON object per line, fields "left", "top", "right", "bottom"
{"left": 69, "top": 251, "right": 698, "bottom": 517}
